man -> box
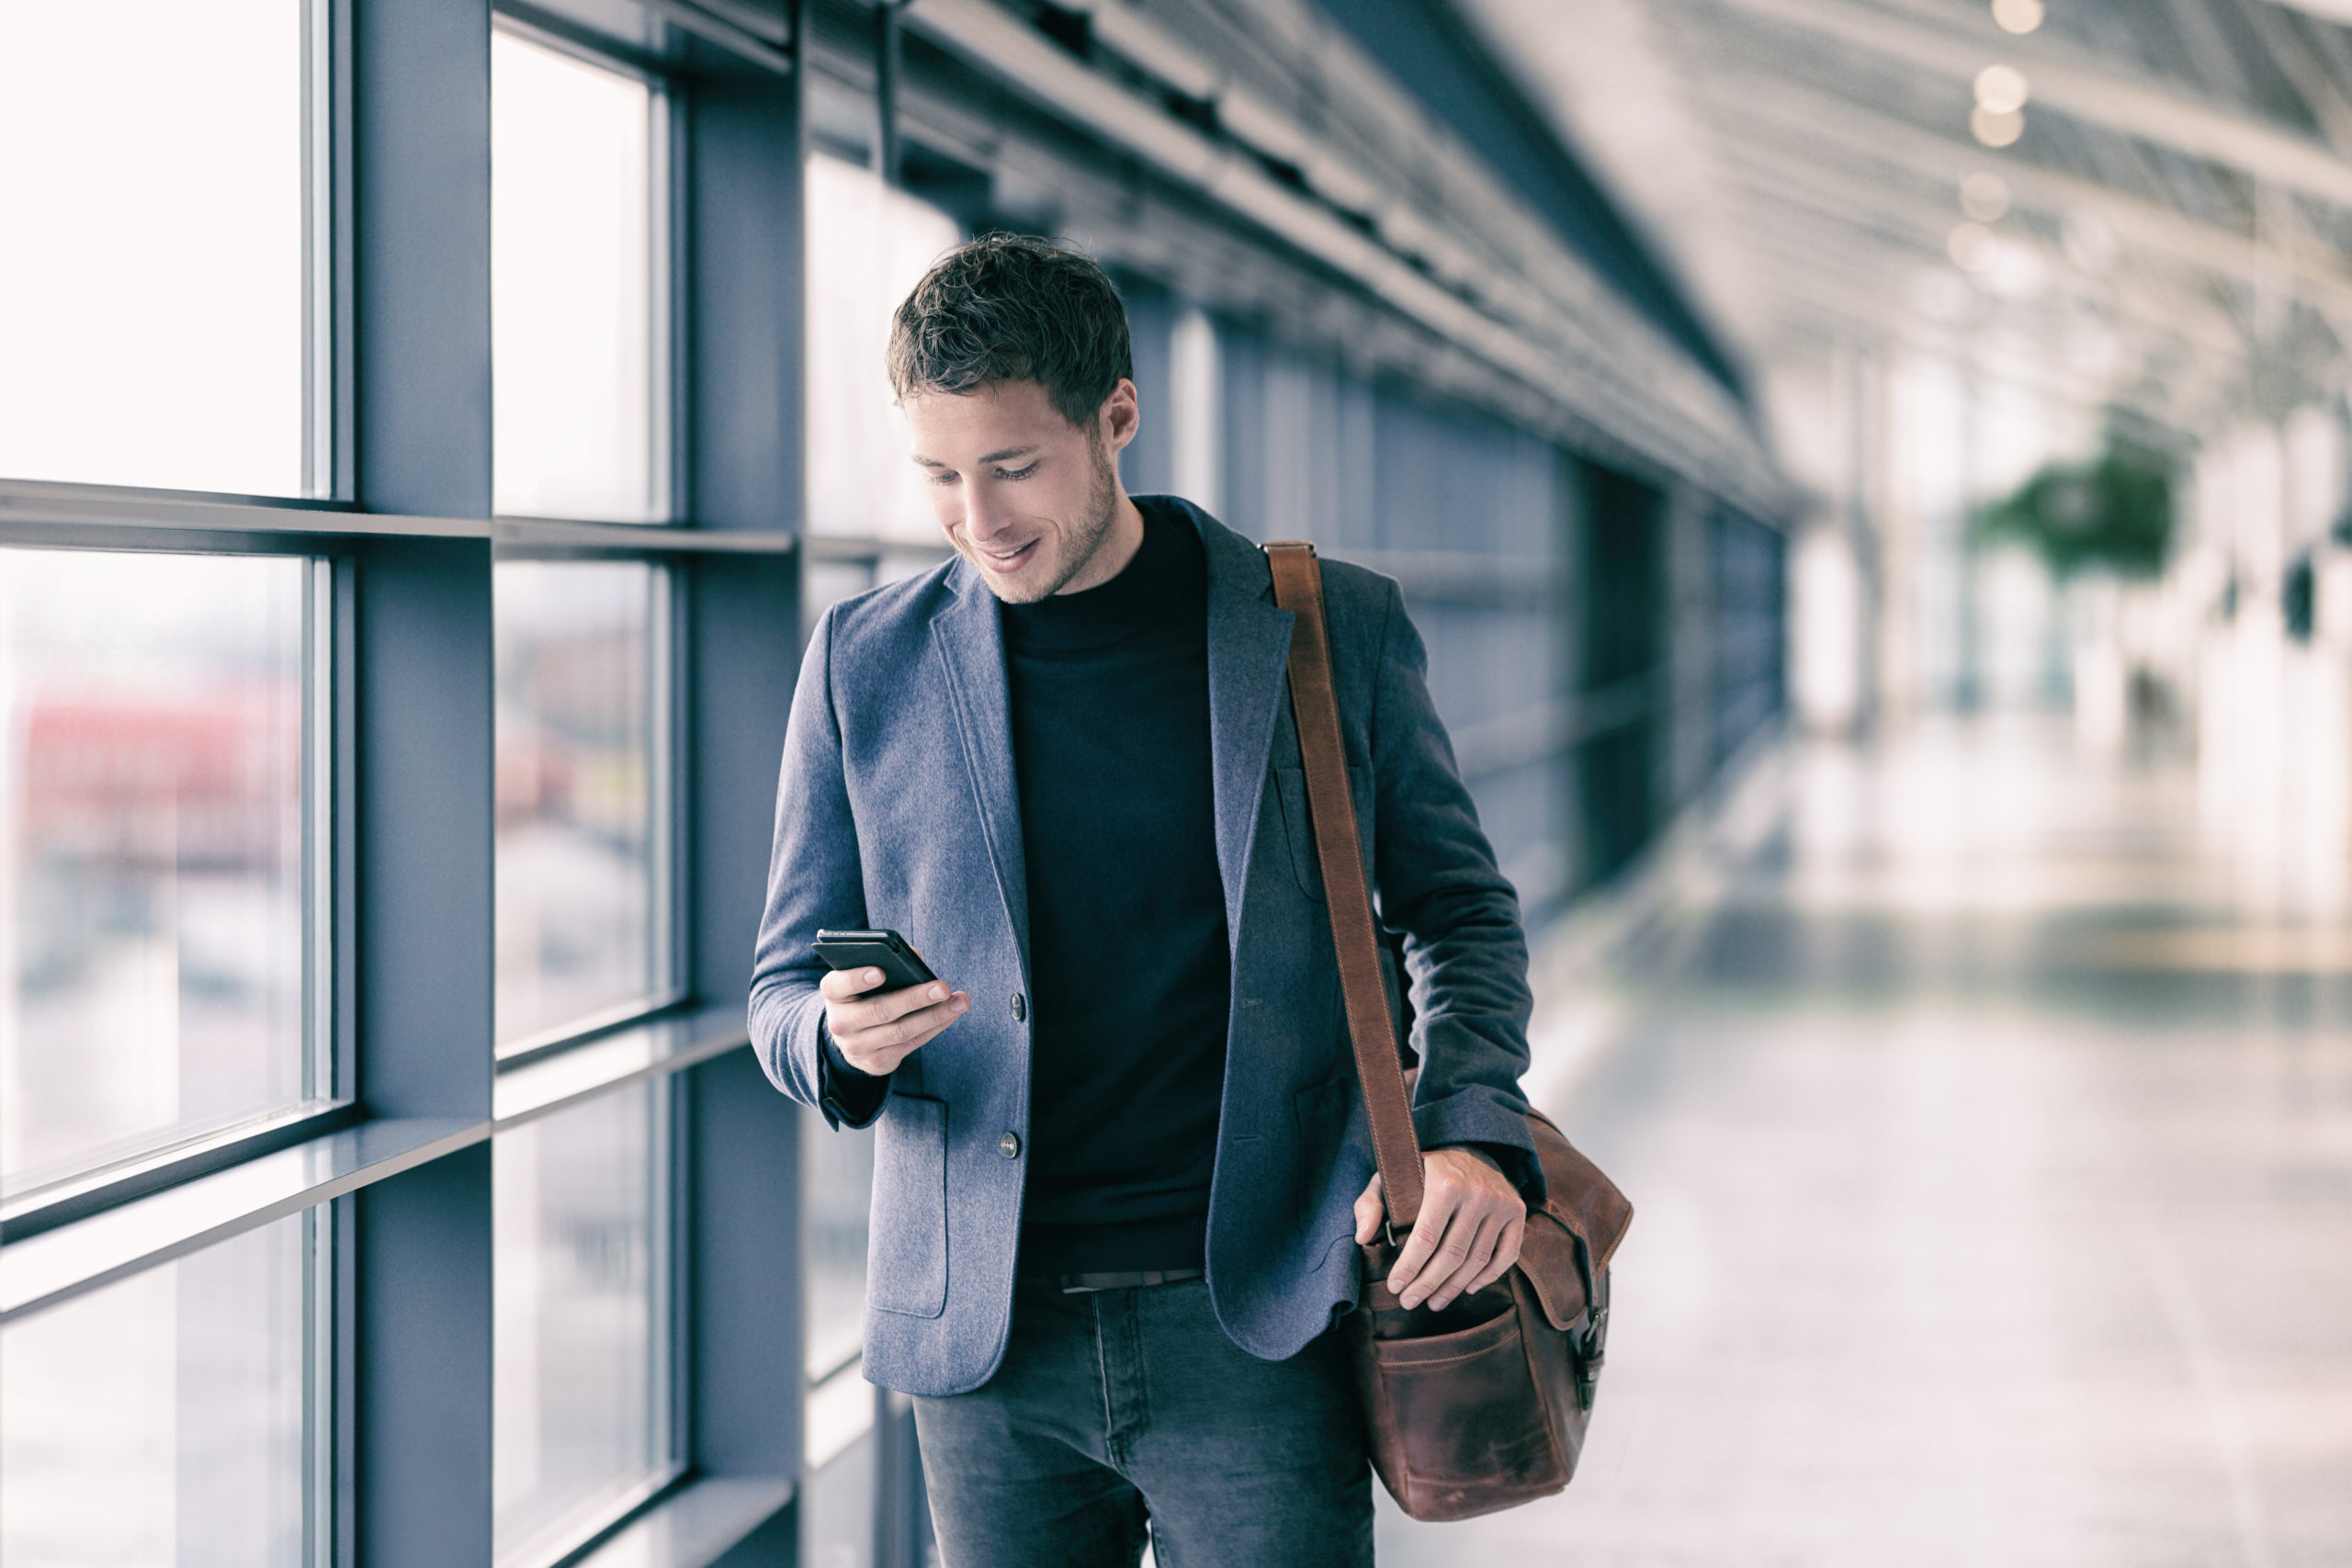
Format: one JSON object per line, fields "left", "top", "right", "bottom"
{"left": 751, "top": 234, "right": 1542, "bottom": 1566}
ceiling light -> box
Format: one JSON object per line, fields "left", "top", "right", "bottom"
{"left": 1974, "top": 63, "right": 2030, "bottom": 114}
{"left": 1949, "top": 221, "right": 1999, "bottom": 272}
{"left": 1972, "top": 105, "right": 2026, "bottom": 147}
{"left": 1992, "top": 0, "right": 2044, "bottom": 34}
{"left": 1962, "top": 171, "right": 2012, "bottom": 220}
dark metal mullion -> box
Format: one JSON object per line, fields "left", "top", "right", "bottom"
{"left": 661, "top": 558, "right": 690, "bottom": 1020}
{"left": 349, "top": 0, "right": 499, "bottom": 1562}
{"left": 875, "top": 0, "right": 905, "bottom": 187}
{"left": 675, "top": 6, "right": 809, "bottom": 1556}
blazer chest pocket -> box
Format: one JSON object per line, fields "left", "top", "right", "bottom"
{"left": 1274, "top": 763, "right": 1374, "bottom": 903}
{"left": 868, "top": 1094, "right": 948, "bottom": 1319}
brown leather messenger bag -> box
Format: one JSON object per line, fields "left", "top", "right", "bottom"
{"left": 1264, "top": 541, "right": 1635, "bottom": 1523}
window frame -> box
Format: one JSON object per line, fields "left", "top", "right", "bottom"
{"left": 0, "top": 0, "right": 884, "bottom": 1561}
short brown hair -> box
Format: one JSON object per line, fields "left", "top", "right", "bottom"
{"left": 887, "top": 233, "right": 1133, "bottom": 430}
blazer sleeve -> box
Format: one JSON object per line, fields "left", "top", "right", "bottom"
{"left": 748, "top": 604, "right": 892, "bottom": 1130}
{"left": 1365, "top": 578, "right": 1545, "bottom": 1201}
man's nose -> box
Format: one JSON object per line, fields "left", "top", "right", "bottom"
{"left": 962, "top": 485, "right": 1014, "bottom": 539}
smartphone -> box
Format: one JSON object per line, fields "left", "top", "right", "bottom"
{"left": 813, "top": 928, "right": 940, "bottom": 992}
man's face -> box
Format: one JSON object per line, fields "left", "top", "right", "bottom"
{"left": 905, "top": 378, "right": 1138, "bottom": 603}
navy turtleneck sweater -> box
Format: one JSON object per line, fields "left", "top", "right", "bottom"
{"left": 998, "top": 499, "right": 1229, "bottom": 1276}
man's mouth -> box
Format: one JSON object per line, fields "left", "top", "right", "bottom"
{"left": 977, "top": 538, "right": 1039, "bottom": 571}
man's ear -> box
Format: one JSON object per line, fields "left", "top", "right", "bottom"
{"left": 1097, "top": 378, "right": 1141, "bottom": 456}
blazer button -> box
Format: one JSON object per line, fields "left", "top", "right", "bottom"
{"left": 1000, "top": 1131, "right": 1023, "bottom": 1158}
{"left": 1010, "top": 992, "right": 1027, "bottom": 1022}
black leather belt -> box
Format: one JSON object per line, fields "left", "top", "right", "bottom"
{"left": 1049, "top": 1269, "right": 1204, "bottom": 1294}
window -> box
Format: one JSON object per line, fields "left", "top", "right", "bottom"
{"left": 493, "top": 560, "right": 669, "bottom": 1053}
{"left": 0, "top": 0, "right": 320, "bottom": 496}
{"left": 803, "top": 1112, "right": 875, "bottom": 1386}
{"left": 0, "top": 1208, "right": 328, "bottom": 1565}
{"left": 803, "top": 152, "right": 962, "bottom": 543}
{"left": 492, "top": 28, "right": 668, "bottom": 523}
{"left": 494, "top": 1081, "right": 673, "bottom": 1565}
{"left": 1, "top": 548, "right": 325, "bottom": 1200}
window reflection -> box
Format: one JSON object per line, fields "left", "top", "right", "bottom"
{"left": 803, "top": 1109, "right": 875, "bottom": 1383}
{"left": 0, "top": 0, "right": 310, "bottom": 496}
{"left": 494, "top": 560, "right": 663, "bottom": 1049}
{"left": 0, "top": 548, "right": 315, "bottom": 1198}
{"left": 494, "top": 1081, "right": 669, "bottom": 1565}
{"left": 0, "top": 1210, "right": 321, "bottom": 1565}
{"left": 804, "top": 152, "right": 962, "bottom": 542}
{"left": 492, "top": 28, "right": 665, "bottom": 523}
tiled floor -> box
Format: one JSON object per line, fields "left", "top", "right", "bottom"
{"left": 1377, "top": 720, "right": 2352, "bottom": 1567}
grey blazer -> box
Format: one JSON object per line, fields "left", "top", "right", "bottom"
{"left": 749, "top": 501, "right": 1538, "bottom": 1397}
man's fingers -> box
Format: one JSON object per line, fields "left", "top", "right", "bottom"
{"left": 1353, "top": 1173, "right": 1385, "bottom": 1244}
{"left": 1396, "top": 1207, "right": 1486, "bottom": 1311}
{"left": 1424, "top": 1213, "right": 1503, "bottom": 1312}
{"left": 1384, "top": 1181, "right": 1457, "bottom": 1298}
{"left": 833, "top": 988, "right": 968, "bottom": 1071}
{"left": 829, "top": 979, "right": 956, "bottom": 1034}
{"left": 1382, "top": 1147, "right": 1532, "bottom": 1308}
{"left": 818, "top": 965, "right": 888, "bottom": 1001}
{"left": 1462, "top": 1214, "right": 1525, "bottom": 1297}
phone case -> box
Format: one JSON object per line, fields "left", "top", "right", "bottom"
{"left": 812, "top": 929, "right": 938, "bottom": 991}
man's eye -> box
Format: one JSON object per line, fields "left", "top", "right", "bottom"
{"left": 928, "top": 470, "right": 960, "bottom": 487}
{"left": 994, "top": 462, "right": 1040, "bottom": 480}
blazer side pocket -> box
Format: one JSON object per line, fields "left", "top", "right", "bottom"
{"left": 868, "top": 1094, "right": 949, "bottom": 1318}
{"left": 1274, "top": 763, "right": 1374, "bottom": 904}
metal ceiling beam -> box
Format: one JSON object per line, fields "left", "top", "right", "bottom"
{"left": 1719, "top": 175, "right": 2250, "bottom": 375}
{"left": 1712, "top": 140, "right": 2257, "bottom": 354}
{"left": 1697, "top": 0, "right": 2352, "bottom": 209}
{"left": 898, "top": 0, "right": 1790, "bottom": 513}
{"left": 1696, "top": 68, "right": 2352, "bottom": 320}
{"left": 1724, "top": 178, "right": 2250, "bottom": 414}
{"left": 1741, "top": 270, "right": 2198, "bottom": 431}
{"left": 2268, "top": 0, "right": 2352, "bottom": 27}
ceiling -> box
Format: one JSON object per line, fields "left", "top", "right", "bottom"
{"left": 1459, "top": 0, "right": 2352, "bottom": 472}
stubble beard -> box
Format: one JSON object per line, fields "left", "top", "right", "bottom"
{"left": 979, "top": 435, "right": 1122, "bottom": 604}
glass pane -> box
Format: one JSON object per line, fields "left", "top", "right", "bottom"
{"left": 804, "top": 152, "right": 962, "bottom": 542}
{"left": 803, "top": 1109, "right": 874, "bottom": 1382}
{"left": 1, "top": 549, "right": 313, "bottom": 1198}
{"left": 495, "top": 1081, "right": 666, "bottom": 1564}
{"left": 0, "top": 0, "right": 309, "bottom": 496}
{"left": 1, "top": 1209, "right": 320, "bottom": 1566}
{"left": 494, "top": 560, "right": 662, "bottom": 1048}
{"left": 492, "top": 29, "right": 662, "bottom": 523}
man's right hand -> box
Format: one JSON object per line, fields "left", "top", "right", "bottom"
{"left": 820, "top": 966, "right": 970, "bottom": 1076}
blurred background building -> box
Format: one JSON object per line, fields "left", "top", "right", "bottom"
{"left": 1, "top": 0, "right": 2347, "bottom": 1564}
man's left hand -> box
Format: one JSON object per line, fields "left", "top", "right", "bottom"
{"left": 1352, "top": 1145, "right": 1527, "bottom": 1313}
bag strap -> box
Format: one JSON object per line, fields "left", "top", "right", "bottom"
{"left": 1264, "top": 542, "right": 1426, "bottom": 1232}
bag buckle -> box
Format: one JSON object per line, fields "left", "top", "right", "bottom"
{"left": 1574, "top": 1300, "right": 1610, "bottom": 1411}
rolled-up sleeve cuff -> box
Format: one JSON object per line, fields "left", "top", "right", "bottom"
{"left": 818, "top": 1021, "right": 892, "bottom": 1128}
{"left": 1414, "top": 1089, "right": 1545, "bottom": 1204}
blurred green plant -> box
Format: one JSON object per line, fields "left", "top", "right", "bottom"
{"left": 1976, "top": 441, "right": 2173, "bottom": 577}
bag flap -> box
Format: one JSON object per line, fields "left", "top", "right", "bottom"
{"left": 1513, "top": 1109, "right": 1634, "bottom": 1333}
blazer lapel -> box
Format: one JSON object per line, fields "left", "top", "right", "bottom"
{"left": 1191, "top": 508, "right": 1296, "bottom": 938}
{"left": 928, "top": 561, "right": 1031, "bottom": 971}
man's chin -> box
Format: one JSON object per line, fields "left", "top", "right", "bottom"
{"left": 962, "top": 544, "right": 1062, "bottom": 604}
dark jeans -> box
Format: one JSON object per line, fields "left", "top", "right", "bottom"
{"left": 911, "top": 1277, "right": 1374, "bottom": 1567}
